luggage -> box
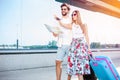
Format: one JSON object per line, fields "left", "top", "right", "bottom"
{"left": 90, "top": 55, "right": 120, "bottom": 80}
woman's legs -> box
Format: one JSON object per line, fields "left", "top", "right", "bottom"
{"left": 67, "top": 75, "right": 72, "bottom": 80}
{"left": 78, "top": 75, "right": 83, "bottom": 80}
{"left": 68, "top": 74, "right": 83, "bottom": 80}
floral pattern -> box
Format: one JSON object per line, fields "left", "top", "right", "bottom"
{"left": 67, "top": 38, "right": 90, "bottom": 75}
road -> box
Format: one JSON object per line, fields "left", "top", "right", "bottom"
{"left": 0, "top": 51, "right": 120, "bottom": 80}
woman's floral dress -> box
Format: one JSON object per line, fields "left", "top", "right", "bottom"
{"left": 67, "top": 23, "right": 90, "bottom": 75}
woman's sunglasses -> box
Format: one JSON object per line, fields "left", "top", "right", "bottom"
{"left": 72, "top": 13, "right": 77, "bottom": 16}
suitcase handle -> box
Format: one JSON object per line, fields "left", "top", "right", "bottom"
{"left": 88, "top": 52, "right": 99, "bottom": 67}
{"left": 88, "top": 51, "right": 95, "bottom": 61}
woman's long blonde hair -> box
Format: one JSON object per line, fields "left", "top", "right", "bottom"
{"left": 72, "top": 10, "right": 85, "bottom": 33}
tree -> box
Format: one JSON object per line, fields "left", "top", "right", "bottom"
{"left": 48, "top": 40, "right": 57, "bottom": 49}
{"left": 90, "top": 42, "right": 101, "bottom": 48}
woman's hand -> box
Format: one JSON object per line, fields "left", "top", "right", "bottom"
{"left": 88, "top": 50, "right": 93, "bottom": 58}
{"left": 52, "top": 32, "right": 58, "bottom": 37}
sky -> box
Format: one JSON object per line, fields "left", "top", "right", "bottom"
{"left": 0, "top": 0, "right": 120, "bottom": 46}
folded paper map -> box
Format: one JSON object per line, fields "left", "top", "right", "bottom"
{"left": 44, "top": 24, "right": 62, "bottom": 34}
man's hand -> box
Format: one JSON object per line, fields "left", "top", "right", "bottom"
{"left": 54, "top": 15, "right": 61, "bottom": 21}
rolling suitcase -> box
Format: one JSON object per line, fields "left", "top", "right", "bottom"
{"left": 90, "top": 55, "right": 120, "bottom": 80}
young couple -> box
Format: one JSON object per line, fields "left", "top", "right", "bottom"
{"left": 53, "top": 3, "right": 96, "bottom": 80}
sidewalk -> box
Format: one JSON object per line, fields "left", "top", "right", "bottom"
{"left": 0, "top": 55, "right": 119, "bottom": 80}
{"left": 117, "top": 67, "right": 120, "bottom": 75}
{"left": 0, "top": 66, "right": 119, "bottom": 80}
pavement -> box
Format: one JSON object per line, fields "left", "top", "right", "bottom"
{"left": 117, "top": 67, "right": 120, "bottom": 74}
{"left": 0, "top": 65, "right": 119, "bottom": 80}
{"left": 0, "top": 51, "right": 120, "bottom": 80}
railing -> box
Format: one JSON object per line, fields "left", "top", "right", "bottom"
{"left": 0, "top": 48, "right": 120, "bottom": 54}
{"left": 0, "top": 49, "right": 57, "bottom": 54}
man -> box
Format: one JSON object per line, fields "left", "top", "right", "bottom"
{"left": 53, "top": 3, "right": 72, "bottom": 80}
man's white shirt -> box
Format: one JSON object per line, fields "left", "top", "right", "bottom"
{"left": 57, "top": 17, "right": 72, "bottom": 47}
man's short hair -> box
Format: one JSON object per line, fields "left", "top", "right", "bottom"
{"left": 61, "top": 3, "right": 70, "bottom": 11}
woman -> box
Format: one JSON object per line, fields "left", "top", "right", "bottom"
{"left": 59, "top": 10, "right": 91, "bottom": 80}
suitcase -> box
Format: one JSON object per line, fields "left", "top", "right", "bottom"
{"left": 90, "top": 55, "right": 120, "bottom": 80}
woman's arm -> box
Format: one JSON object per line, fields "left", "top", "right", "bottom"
{"left": 54, "top": 15, "right": 72, "bottom": 29}
{"left": 83, "top": 24, "right": 90, "bottom": 50}
{"left": 58, "top": 21, "right": 72, "bottom": 29}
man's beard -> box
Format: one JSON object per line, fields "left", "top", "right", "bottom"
{"left": 62, "top": 13, "right": 68, "bottom": 16}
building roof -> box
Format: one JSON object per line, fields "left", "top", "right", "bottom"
{"left": 55, "top": 0, "right": 120, "bottom": 18}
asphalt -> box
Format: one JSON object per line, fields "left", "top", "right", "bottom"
{"left": 0, "top": 51, "right": 120, "bottom": 80}
{"left": 0, "top": 59, "right": 119, "bottom": 80}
